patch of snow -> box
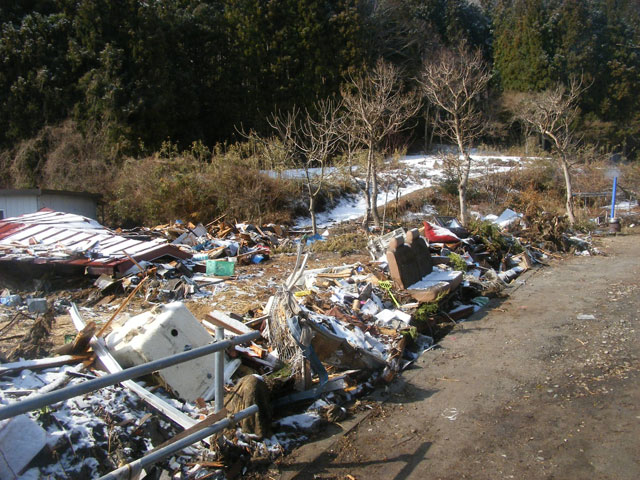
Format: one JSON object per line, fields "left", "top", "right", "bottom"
{"left": 408, "top": 267, "right": 461, "bottom": 289}
{"left": 0, "top": 365, "right": 199, "bottom": 479}
{"left": 607, "top": 200, "right": 638, "bottom": 211}
{"left": 276, "top": 412, "right": 322, "bottom": 430}
{"left": 293, "top": 152, "right": 528, "bottom": 228}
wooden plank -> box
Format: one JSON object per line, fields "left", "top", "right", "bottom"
{"left": 316, "top": 272, "right": 353, "bottom": 278}
{"left": 0, "top": 354, "right": 90, "bottom": 377}
{"left": 201, "top": 319, "right": 228, "bottom": 337}
{"left": 94, "top": 370, "right": 198, "bottom": 430}
{"left": 69, "top": 304, "right": 197, "bottom": 430}
{"left": 206, "top": 311, "right": 255, "bottom": 336}
{"left": 245, "top": 314, "right": 268, "bottom": 329}
{"left": 55, "top": 321, "right": 97, "bottom": 355}
{"left": 122, "top": 250, "right": 145, "bottom": 273}
{"left": 95, "top": 276, "right": 149, "bottom": 337}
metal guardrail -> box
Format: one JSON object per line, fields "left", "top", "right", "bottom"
{"left": 0, "top": 330, "right": 260, "bottom": 420}
{"left": 97, "top": 405, "right": 259, "bottom": 480}
{"left": 214, "top": 326, "right": 225, "bottom": 413}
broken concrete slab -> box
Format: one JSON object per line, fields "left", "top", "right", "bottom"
{"left": 0, "top": 414, "right": 47, "bottom": 478}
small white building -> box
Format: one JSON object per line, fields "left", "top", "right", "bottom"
{"left": 0, "top": 189, "right": 101, "bottom": 220}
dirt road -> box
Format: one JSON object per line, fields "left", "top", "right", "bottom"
{"left": 275, "top": 233, "right": 640, "bottom": 480}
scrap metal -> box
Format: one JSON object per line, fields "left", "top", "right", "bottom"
{"left": 0, "top": 209, "right": 191, "bottom": 275}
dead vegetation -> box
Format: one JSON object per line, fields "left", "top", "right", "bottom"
{"left": 309, "top": 232, "right": 369, "bottom": 256}
{"left": 2, "top": 115, "right": 638, "bottom": 234}
{"left": 6, "top": 310, "right": 55, "bottom": 361}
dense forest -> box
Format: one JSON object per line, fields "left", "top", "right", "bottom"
{"left": 1, "top": 0, "right": 639, "bottom": 200}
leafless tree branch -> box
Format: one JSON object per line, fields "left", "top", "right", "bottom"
{"left": 341, "top": 58, "right": 421, "bottom": 228}
{"left": 269, "top": 99, "right": 344, "bottom": 234}
{"left": 511, "top": 76, "right": 589, "bottom": 224}
{"left": 418, "top": 44, "right": 491, "bottom": 225}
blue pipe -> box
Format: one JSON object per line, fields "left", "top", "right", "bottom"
{"left": 611, "top": 176, "right": 618, "bottom": 218}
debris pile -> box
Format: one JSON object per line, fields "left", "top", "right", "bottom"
{"left": 0, "top": 210, "right": 191, "bottom": 277}
{"left": 0, "top": 206, "right": 604, "bottom": 479}
{"left": 119, "top": 217, "right": 289, "bottom": 265}
{"left": 0, "top": 210, "right": 294, "bottom": 308}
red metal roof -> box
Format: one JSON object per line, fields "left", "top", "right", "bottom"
{"left": 0, "top": 210, "right": 191, "bottom": 275}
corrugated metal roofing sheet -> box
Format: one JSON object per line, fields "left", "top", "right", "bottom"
{"left": 0, "top": 209, "right": 191, "bottom": 275}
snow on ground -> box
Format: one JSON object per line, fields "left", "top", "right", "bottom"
{"left": 606, "top": 200, "right": 639, "bottom": 212}
{"left": 0, "top": 366, "right": 163, "bottom": 479}
{"left": 276, "top": 412, "right": 322, "bottom": 431}
{"left": 0, "top": 364, "right": 341, "bottom": 479}
{"left": 293, "top": 152, "right": 528, "bottom": 228}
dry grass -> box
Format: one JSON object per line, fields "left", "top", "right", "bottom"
{"left": 4, "top": 120, "right": 119, "bottom": 191}
{"left": 310, "top": 232, "right": 368, "bottom": 256}
{"left": 3, "top": 119, "right": 638, "bottom": 229}
{"left": 108, "top": 146, "right": 303, "bottom": 226}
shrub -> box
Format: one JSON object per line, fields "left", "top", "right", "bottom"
{"left": 3, "top": 120, "right": 119, "bottom": 193}
{"left": 310, "top": 232, "right": 368, "bottom": 256}
{"left": 448, "top": 252, "right": 467, "bottom": 272}
{"left": 108, "top": 140, "right": 301, "bottom": 226}
{"left": 412, "top": 293, "right": 447, "bottom": 323}
{"left": 468, "top": 220, "right": 510, "bottom": 255}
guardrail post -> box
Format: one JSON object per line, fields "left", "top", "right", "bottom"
{"left": 214, "top": 327, "right": 225, "bottom": 413}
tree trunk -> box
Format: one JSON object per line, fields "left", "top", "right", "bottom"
{"left": 371, "top": 153, "right": 381, "bottom": 227}
{"left": 429, "top": 110, "right": 438, "bottom": 152}
{"left": 381, "top": 186, "right": 389, "bottom": 232}
{"left": 424, "top": 106, "right": 430, "bottom": 152}
{"left": 560, "top": 155, "right": 576, "bottom": 225}
{"left": 309, "top": 195, "right": 317, "bottom": 235}
{"left": 454, "top": 122, "right": 471, "bottom": 226}
{"left": 363, "top": 147, "right": 373, "bottom": 229}
{"left": 458, "top": 181, "right": 467, "bottom": 226}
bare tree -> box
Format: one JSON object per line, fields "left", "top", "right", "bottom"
{"left": 341, "top": 59, "right": 421, "bottom": 228}
{"left": 237, "top": 130, "right": 296, "bottom": 178}
{"left": 511, "top": 79, "right": 586, "bottom": 225}
{"left": 339, "top": 114, "right": 369, "bottom": 198}
{"left": 419, "top": 45, "right": 491, "bottom": 226}
{"left": 269, "top": 99, "right": 343, "bottom": 235}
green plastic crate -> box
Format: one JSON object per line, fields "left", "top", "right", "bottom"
{"left": 206, "top": 260, "right": 235, "bottom": 276}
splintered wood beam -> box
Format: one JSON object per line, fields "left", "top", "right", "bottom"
{"left": 55, "top": 321, "right": 97, "bottom": 355}
{"left": 96, "top": 276, "right": 149, "bottom": 337}
{"left": 206, "top": 310, "right": 255, "bottom": 336}
{"left": 316, "top": 272, "right": 353, "bottom": 278}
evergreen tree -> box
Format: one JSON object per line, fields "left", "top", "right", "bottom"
{"left": 0, "top": 11, "right": 76, "bottom": 144}
{"left": 363, "top": 0, "right": 491, "bottom": 72}
{"left": 72, "top": 0, "right": 231, "bottom": 150}
{"left": 493, "top": 0, "right": 554, "bottom": 91}
{"left": 599, "top": 0, "right": 640, "bottom": 157}
{"left": 1, "top": 0, "right": 638, "bottom": 159}
{"left": 223, "top": 0, "right": 364, "bottom": 137}
{"left": 549, "top": 0, "right": 608, "bottom": 113}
